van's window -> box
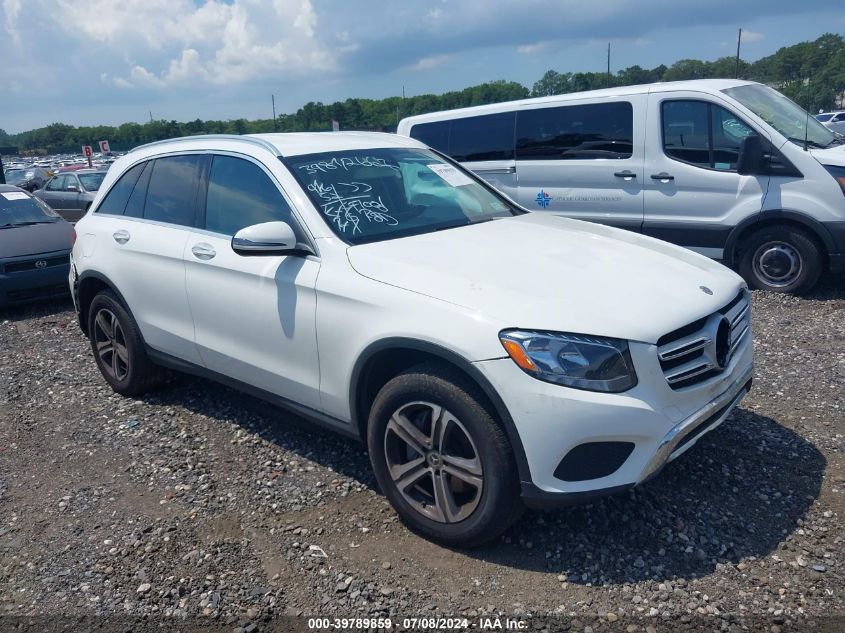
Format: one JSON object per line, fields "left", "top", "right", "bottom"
{"left": 124, "top": 161, "right": 153, "bottom": 218}
{"left": 723, "top": 83, "right": 835, "bottom": 149}
{"left": 449, "top": 112, "right": 515, "bottom": 162}
{"left": 409, "top": 121, "right": 449, "bottom": 154}
{"left": 95, "top": 162, "right": 145, "bottom": 215}
{"left": 516, "top": 102, "right": 633, "bottom": 160}
{"left": 143, "top": 155, "right": 203, "bottom": 227}
{"left": 662, "top": 100, "right": 754, "bottom": 170}
{"left": 285, "top": 147, "right": 517, "bottom": 245}
{"left": 205, "top": 155, "right": 300, "bottom": 237}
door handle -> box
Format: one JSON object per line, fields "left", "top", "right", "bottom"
{"left": 475, "top": 166, "right": 516, "bottom": 175}
{"left": 650, "top": 172, "right": 675, "bottom": 181}
{"left": 191, "top": 243, "right": 216, "bottom": 261}
{"left": 112, "top": 229, "right": 130, "bottom": 244}
{"left": 614, "top": 170, "right": 637, "bottom": 180}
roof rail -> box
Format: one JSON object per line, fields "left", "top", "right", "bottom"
{"left": 129, "top": 134, "right": 279, "bottom": 155}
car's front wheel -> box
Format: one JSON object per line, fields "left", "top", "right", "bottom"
{"left": 87, "top": 290, "right": 160, "bottom": 396}
{"left": 367, "top": 363, "right": 522, "bottom": 547}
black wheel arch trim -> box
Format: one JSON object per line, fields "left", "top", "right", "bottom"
{"left": 724, "top": 209, "right": 837, "bottom": 265}
{"left": 349, "top": 337, "right": 533, "bottom": 485}
{"left": 75, "top": 269, "right": 135, "bottom": 337}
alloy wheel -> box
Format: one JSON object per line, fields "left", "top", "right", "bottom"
{"left": 93, "top": 308, "right": 129, "bottom": 381}
{"left": 383, "top": 401, "right": 483, "bottom": 524}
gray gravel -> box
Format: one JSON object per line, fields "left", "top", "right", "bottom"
{"left": 0, "top": 277, "right": 843, "bottom": 631}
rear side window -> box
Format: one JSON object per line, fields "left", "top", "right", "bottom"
{"left": 205, "top": 155, "right": 300, "bottom": 237}
{"left": 409, "top": 121, "right": 449, "bottom": 153}
{"left": 124, "top": 161, "right": 153, "bottom": 218}
{"left": 516, "top": 101, "right": 634, "bottom": 160}
{"left": 95, "top": 162, "right": 145, "bottom": 215}
{"left": 143, "top": 155, "right": 203, "bottom": 227}
{"left": 46, "top": 176, "right": 67, "bottom": 191}
{"left": 449, "top": 112, "right": 515, "bottom": 162}
{"left": 662, "top": 100, "right": 755, "bottom": 170}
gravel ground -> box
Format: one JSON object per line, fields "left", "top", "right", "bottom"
{"left": 0, "top": 278, "right": 843, "bottom": 632}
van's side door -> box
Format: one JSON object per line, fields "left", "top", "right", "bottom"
{"left": 514, "top": 97, "right": 645, "bottom": 232}
{"left": 642, "top": 92, "right": 768, "bottom": 259}
{"left": 183, "top": 153, "right": 322, "bottom": 411}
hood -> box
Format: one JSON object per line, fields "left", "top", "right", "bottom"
{"left": 347, "top": 214, "right": 744, "bottom": 344}
{"left": 0, "top": 221, "right": 73, "bottom": 259}
{"left": 810, "top": 143, "right": 845, "bottom": 167}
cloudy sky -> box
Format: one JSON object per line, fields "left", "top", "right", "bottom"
{"left": 2, "top": 0, "right": 843, "bottom": 133}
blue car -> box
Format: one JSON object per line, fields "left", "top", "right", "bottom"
{"left": 0, "top": 185, "right": 74, "bottom": 307}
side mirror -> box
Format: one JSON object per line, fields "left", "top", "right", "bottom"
{"left": 232, "top": 221, "right": 303, "bottom": 256}
{"left": 737, "top": 134, "right": 766, "bottom": 176}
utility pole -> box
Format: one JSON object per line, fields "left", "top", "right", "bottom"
{"left": 607, "top": 42, "right": 611, "bottom": 86}
{"left": 272, "top": 94, "right": 277, "bottom": 132}
{"left": 149, "top": 110, "right": 153, "bottom": 123}
{"left": 735, "top": 28, "right": 742, "bottom": 78}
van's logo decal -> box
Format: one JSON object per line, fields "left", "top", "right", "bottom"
{"left": 700, "top": 285, "right": 713, "bottom": 295}
{"left": 535, "top": 190, "right": 551, "bottom": 208}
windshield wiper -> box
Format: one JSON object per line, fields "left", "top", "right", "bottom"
{"left": 787, "top": 137, "right": 827, "bottom": 150}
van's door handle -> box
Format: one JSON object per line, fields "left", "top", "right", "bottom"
{"left": 191, "top": 243, "right": 216, "bottom": 261}
{"left": 112, "top": 229, "right": 130, "bottom": 244}
{"left": 474, "top": 166, "right": 516, "bottom": 175}
{"left": 650, "top": 172, "right": 675, "bottom": 181}
{"left": 614, "top": 170, "right": 637, "bottom": 180}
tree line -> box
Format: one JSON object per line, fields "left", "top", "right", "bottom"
{"left": 2, "top": 33, "right": 843, "bottom": 155}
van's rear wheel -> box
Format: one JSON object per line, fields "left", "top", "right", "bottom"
{"left": 738, "top": 226, "right": 823, "bottom": 294}
{"left": 367, "top": 363, "right": 522, "bottom": 547}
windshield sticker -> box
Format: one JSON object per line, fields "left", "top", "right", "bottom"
{"left": 1, "top": 192, "right": 29, "bottom": 201}
{"left": 426, "top": 164, "right": 474, "bottom": 187}
{"left": 298, "top": 156, "right": 399, "bottom": 175}
{"left": 307, "top": 180, "right": 398, "bottom": 235}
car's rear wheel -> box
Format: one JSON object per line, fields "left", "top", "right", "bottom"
{"left": 88, "top": 290, "right": 160, "bottom": 396}
{"left": 738, "top": 225, "right": 823, "bottom": 294}
{"left": 367, "top": 363, "right": 522, "bottom": 547}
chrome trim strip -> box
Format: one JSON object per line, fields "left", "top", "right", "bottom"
{"left": 658, "top": 336, "right": 710, "bottom": 361}
{"left": 638, "top": 364, "right": 753, "bottom": 483}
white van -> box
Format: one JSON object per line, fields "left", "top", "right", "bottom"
{"left": 398, "top": 79, "right": 845, "bottom": 294}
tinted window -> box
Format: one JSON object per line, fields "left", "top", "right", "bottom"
{"left": 449, "top": 112, "right": 515, "bottom": 162}
{"left": 516, "top": 102, "right": 633, "bottom": 160}
{"left": 96, "top": 162, "right": 145, "bottom": 215}
{"left": 662, "top": 100, "right": 754, "bottom": 170}
{"left": 124, "top": 161, "right": 152, "bottom": 218}
{"left": 143, "top": 155, "right": 203, "bottom": 226}
{"left": 205, "top": 156, "right": 299, "bottom": 236}
{"left": 46, "top": 175, "right": 67, "bottom": 191}
{"left": 409, "top": 121, "right": 449, "bottom": 153}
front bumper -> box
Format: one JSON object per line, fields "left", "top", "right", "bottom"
{"left": 475, "top": 332, "right": 753, "bottom": 507}
{"left": 0, "top": 250, "right": 71, "bottom": 308}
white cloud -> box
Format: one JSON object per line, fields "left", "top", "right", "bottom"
{"left": 3, "top": 0, "right": 22, "bottom": 42}
{"left": 742, "top": 29, "right": 764, "bottom": 43}
{"left": 517, "top": 42, "right": 547, "bottom": 54}
{"left": 409, "top": 54, "right": 451, "bottom": 71}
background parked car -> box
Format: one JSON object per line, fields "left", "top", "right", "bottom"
{"left": 34, "top": 169, "right": 107, "bottom": 221}
{"left": 4, "top": 167, "right": 52, "bottom": 192}
{"left": 0, "top": 185, "right": 73, "bottom": 308}
{"left": 815, "top": 111, "right": 845, "bottom": 135}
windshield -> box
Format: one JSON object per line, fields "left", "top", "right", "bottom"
{"left": 285, "top": 147, "right": 518, "bottom": 245}
{"left": 0, "top": 191, "right": 61, "bottom": 227}
{"left": 78, "top": 172, "right": 106, "bottom": 191}
{"left": 5, "top": 170, "right": 25, "bottom": 184}
{"left": 723, "top": 84, "right": 835, "bottom": 149}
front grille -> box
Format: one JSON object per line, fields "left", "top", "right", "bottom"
{"left": 657, "top": 289, "right": 750, "bottom": 390}
{"left": 3, "top": 256, "right": 67, "bottom": 274}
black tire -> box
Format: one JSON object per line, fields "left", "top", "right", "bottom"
{"left": 738, "top": 225, "right": 823, "bottom": 294}
{"left": 87, "top": 289, "right": 160, "bottom": 396}
{"left": 367, "top": 362, "right": 522, "bottom": 547}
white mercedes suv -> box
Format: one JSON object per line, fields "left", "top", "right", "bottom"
{"left": 70, "top": 133, "right": 753, "bottom": 546}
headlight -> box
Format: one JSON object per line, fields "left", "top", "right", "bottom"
{"left": 823, "top": 164, "right": 845, "bottom": 196}
{"left": 499, "top": 330, "right": 637, "bottom": 393}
